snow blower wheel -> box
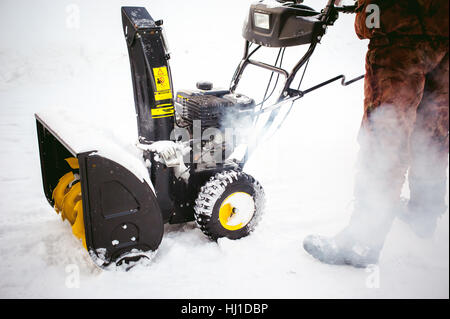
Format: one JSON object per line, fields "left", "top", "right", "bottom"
{"left": 194, "top": 171, "right": 265, "bottom": 240}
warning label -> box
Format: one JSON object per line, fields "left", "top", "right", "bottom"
{"left": 153, "top": 66, "right": 172, "bottom": 101}
{"left": 151, "top": 103, "right": 174, "bottom": 119}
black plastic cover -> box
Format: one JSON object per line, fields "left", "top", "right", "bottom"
{"left": 78, "top": 153, "right": 164, "bottom": 266}
{"left": 122, "top": 6, "right": 175, "bottom": 221}
{"left": 121, "top": 6, "right": 175, "bottom": 143}
{"left": 242, "top": 1, "right": 321, "bottom": 47}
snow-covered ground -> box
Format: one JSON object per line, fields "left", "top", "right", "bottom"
{"left": 0, "top": 0, "right": 448, "bottom": 298}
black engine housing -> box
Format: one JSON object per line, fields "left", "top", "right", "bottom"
{"left": 175, "top": 88, "right": 256, "bottom": 132}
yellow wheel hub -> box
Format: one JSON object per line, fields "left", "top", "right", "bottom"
{"left": 219, "top": 192, "right": 255, "bottom": 231}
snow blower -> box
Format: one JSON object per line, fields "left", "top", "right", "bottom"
{"left": 35, "top": 0, "right": 362, "bottom": 269}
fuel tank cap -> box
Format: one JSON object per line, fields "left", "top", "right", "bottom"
{"left": 196, "top": 81, "right": 213, "bottom": 90}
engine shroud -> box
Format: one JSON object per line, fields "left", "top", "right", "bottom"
{"left": 175, "top": 89, "right": 256, "bottom": 132}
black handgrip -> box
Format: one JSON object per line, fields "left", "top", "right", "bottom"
{"left": 335, "top": 5, "right": 358, "bottom": 14}
{"left": 341, "top": 74, "right": 365, "bottom": 86}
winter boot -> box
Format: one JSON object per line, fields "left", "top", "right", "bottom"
{"left": 303, "top": 159, "right": 401, "bottom": 268}
{"left": 398, "top": 177, "right": 448, "bottom": 238}
{"left": 303, "top": 196, "right": 398, "bottom": 267}
{"left": 303, "top": 231, "right": 381, "bottom": 268}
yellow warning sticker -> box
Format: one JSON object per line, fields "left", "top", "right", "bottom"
{"left": 153, "top": 67, "right": 171, "bottom": 91}
{"left": 151, "top": 105, "right": 174, "bottom": 118}
{"left": 153, "top": 66, "right": 172, "bottom": 101}
{"left": 154, "top": 91, "right": 173, "bottom": 101}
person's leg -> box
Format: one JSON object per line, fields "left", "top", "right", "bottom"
{"left": 303, "top": 42, "right": 426, "bottom": 267}
{"left": 406, "top": 51, "right": 449, "bottom": 238}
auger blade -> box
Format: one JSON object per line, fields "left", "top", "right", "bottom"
{"left": 61, "top": 182, "right": 82, "bottom": 224}
{"left": 52, "top": 171, "right": 75, "bottom": 214}
{"left": 72, "top": 201, "right": 86, "bottom": 249}
{"left": 65, "top": 157, "right": 79, "bottom": 169}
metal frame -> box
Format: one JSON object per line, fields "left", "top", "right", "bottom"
{"left": 230, "top": 40, "right": 318, "bottom": 103}
{"left": 228, "top": 0, "right": 363, "bottom": 160}
{"left": 231, "top": 0, "right": 360, "bottom": 104}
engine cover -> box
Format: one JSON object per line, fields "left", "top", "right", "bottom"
{"left": 175, "top": 89, "right": 256, "bottom": 131}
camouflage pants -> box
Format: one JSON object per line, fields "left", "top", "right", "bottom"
{"left": 355, "top": 37, "right": 449, "bottom": 218}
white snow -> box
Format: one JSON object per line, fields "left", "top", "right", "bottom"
{"left": 0, "top": 0, "right": 448, "bottom": 298}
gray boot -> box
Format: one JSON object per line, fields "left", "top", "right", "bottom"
{"left": 303, "top": 230, "right": 381, "bottom": 268}
{"left": 303, "top": 194, "right": 397, "bottom": 268}
{"left": 304, "top": 120, "right": 409, "bottom": 268}
{"left": 398, "top": 178, "right": 447, "bottom": 238}
{"left": 398, "top": 207, "right": 444, "bottom": 238}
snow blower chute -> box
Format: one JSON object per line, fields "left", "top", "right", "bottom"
{"left": 35, "top": 0, "right": 362, "bottom": 269}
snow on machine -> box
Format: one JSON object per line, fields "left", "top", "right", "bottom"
{"left": 35, "top": 0, "right": 361, "bottom": 269}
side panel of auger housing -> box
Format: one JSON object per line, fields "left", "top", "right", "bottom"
{"left": 36, "top": 117, "right": 164, "bottom": 267}
{"left": 36, "top": 119, "right": 76, "bottom": 207}
{"left": 78, "top": 153, "right": 164, "bottom": 266}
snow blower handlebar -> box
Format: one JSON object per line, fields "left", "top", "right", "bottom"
{"left": 254, "top": 74, "right": 365, "bottom": 116}
{"left": 234, "top": 0, "right": 363, "bottom": 160}
{"left": 288, "top": 74, "right": 365, "bottom": 99}
{"left": 233, "top": 0, "right": 361, "bottom": 104}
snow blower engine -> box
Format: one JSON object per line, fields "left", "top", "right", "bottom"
{"left": 35, "top": 0, "right": 361, "bottom": 269}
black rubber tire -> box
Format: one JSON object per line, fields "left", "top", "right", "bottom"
{"left": 194, "top": 170, "right": 265, "bottom": 240}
